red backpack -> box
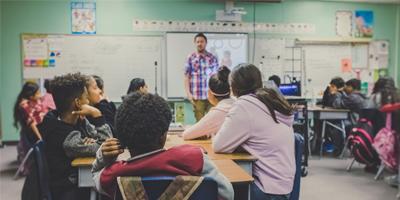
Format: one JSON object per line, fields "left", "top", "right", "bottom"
{"left": 347, "top": 118, "right": 380, "bottom": 166}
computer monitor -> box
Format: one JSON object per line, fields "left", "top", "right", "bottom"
{"left": 279, "top": 82, "right": 301, "bottom": 96}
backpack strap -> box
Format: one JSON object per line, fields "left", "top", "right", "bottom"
{"left": 386, "top": 112, "right": 392, "bottom": 129}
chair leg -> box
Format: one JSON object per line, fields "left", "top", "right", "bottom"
{"left": 14, "top": 147, "right": 34, "bottom": 180}
{"left": 319, "top": 120, "right": 327, "bottom": 158}
{"left": 346, "top": 158, "right": 356, "bottom": 172}
{"left": 375, "top": 163, "right": 385, "bottom": 180}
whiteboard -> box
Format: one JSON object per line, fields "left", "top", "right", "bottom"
{"left": 301, "top": 44, "right": 357, "bottom": 95}
{"left": 23, "top": 34, "right": 163, "bottom": 102}
{"left": 166, "top": 32, "right": 248, "bottom": 98}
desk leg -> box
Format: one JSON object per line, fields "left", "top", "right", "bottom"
{"left": 320, "top": 120, "right": 327, "bottom": 158}
{"left": 248, "top": 184, "right": 251, "bottom": 200}
{"left": 90, "top": 188, "right": 97, "bottom": 200}
{"left": 339, "top": 120, "right": 348, "bottom": 159}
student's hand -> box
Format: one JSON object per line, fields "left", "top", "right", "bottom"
{"left": 187, "top": 94, "right": 194, "bottom": 105}
{"left": 83, "top": 137, "right": 96, "bottom": 145}
{"left": 101, "top": 138, "right": 124, "bottom": 159}
{"left": 72, "top": 104, "right": 102, "bottom": 118}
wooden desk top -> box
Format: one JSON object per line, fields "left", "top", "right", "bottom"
{"left": 71, "top": 158, "right": 253, "bottom": 184}
{"left": 213, "top": 159, "right": 254, "bottom": 184}
{"left": 166, "top": 135, "right": 257, "bottom": 161}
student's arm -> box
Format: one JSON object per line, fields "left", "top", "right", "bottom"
{"left": 92, "top": 138, "right": 123, "bottom": 195}
{"left": 332, "top": 92, "right": 345, "bottom": 108}
{"left": 84, "top": 117, "right": 113, "bottom": 142}
{"left": 182, "top": 108, "right": 220, "bottom": 140}
{"left": 212, "top": 103, "right": 250, "bottom": 153}
{"left": 30, "top": 122, "right": 42, "bottom": 140}
{"left": 63, "top": 130, "right": 102, "bottom": 158}
{"left": 200, "top": 154, "right": 234, "bottom": 200}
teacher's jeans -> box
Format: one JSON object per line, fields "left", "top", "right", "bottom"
{"left": 192, "top": 99, "right": 211, "bottom": 122}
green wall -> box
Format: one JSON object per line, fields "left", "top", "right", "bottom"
{"left": 1, "top": 0, "right": 399, "bottom": 141}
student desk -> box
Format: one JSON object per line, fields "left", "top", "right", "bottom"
{"left": 72, "top": 135, "right": 256, "bottom": 200}
{"left": 303, "top": 106, "right": 350, "bottom": 158}
{"left": 165, "top": 135, "right": 257, "bottom": 174}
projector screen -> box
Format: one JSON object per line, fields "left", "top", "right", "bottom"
{"left": 166, "top": 33, "right": 248, "bottom": 98}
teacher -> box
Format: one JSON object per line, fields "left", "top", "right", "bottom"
{"left": 184, "top": 33, "right": 219, "bottom": 121}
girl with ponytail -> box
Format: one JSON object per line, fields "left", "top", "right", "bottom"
{"left": 182, "top": 66, "right": 235, "bottom": 140}
{"left": 14, "top": 81, "right": 48, "bottom": 163}
{"left": 213, "top": 63, "right": 295, "bottom": 200}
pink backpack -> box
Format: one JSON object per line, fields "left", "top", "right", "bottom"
{"left": 372, "top": 111, "right": 398, "bottom": 171}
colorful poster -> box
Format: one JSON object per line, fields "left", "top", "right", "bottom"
{"left": 22, "top": 35, "right": 49, "bottom": 67}
{"left": 355, "top": 10, "right": 373, "bottom": 38}
{"left": 71, "top": 2, "right": 96, "bottom": 34}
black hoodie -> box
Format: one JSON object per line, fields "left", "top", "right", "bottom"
{"left": 38, "top": 110, "right": 112, "bottom": 189}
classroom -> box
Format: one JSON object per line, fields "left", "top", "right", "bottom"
{"left": 1, "top": 0, "right": 400, "bottom": 200}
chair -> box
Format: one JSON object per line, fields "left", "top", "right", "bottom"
{"left": 21, "top": 140, "right": 52, "bottom": 200}
{"left": 116, "top": 176, "right": 218, "bottom": 200}
{"left": 290, "top": 133, "right": 304, "bottom": 200}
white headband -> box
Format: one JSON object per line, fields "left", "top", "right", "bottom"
{"left": 210, "top": 89, "right": 230, "bottom": 97}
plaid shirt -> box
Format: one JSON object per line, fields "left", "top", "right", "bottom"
{"left": 184, "top": 51, "right": 219, "bottom": 100}
{"left": 20, "top": 99, "right": 48, "bottom": 126}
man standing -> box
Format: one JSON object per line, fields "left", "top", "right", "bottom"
{"left": 184, "top": 33, "right": 219, "bottom": 121}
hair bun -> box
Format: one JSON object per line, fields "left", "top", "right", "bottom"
{"left": 218, "top": 66, "right": 230, "bottom": 83}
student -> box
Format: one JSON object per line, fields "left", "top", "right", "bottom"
{"left": 87, "top": 75, "right": 117, "bottom": 133}
{"left": 41, "top": 79, "right": 56, "bottom": 110}
{"left": 39, "top": 73, "right": 112, "bottom": 200}
{"left": 321, "top": 77, "right": 345, "bottom": 107}
{"left": 92, "top": 92, "right": 234, "bottom": 200}
{"left": 366, "top": 77, "right": 399, "bottom": 109}
{"left": 266, "top": 75, "right": 283, "bottom": 95}
{"left": 366, "top": 77, "right": 400, "bottom": 185}
{"left": 182, "top": 66, "right": 234, "bottom": 140}
{"left": 268, "top": 75, "right": 281, "bottom": 87}
{"left": 13, "top": 82, "right": 48, "bottom": 163}
{"left": 212, "top": 63, "right": 295, "bottom": 200}
{"left": 333, "top": 78, "right": 367, "bottom": 114}
{"left": 126, "top": 78, "right": 148, "bottom": 94}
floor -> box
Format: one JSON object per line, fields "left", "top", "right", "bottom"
{"left": 0, "top": 144, "right": 398, "bottom": 200}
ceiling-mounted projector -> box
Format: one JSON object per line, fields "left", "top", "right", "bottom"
{"left": 216, "top": 1, "right": 247, "bottom": 22}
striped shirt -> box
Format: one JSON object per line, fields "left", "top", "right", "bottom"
{"left": 184, "top": 51, "right": 219, "bottom": 100}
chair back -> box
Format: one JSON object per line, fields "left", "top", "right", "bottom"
{"left": 116, "top": 176, "right": 218, "bottom": 200}
{"left": 33, "top": 140, "right": 52, "bottom": 200}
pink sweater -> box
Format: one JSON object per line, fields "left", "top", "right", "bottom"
{"left": 213, "top": 95, "right": 295, "bottom": 195}
{"left": 182, "top": 98, "right": 235, "bottom": 140}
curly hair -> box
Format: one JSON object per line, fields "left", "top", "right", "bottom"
{"left": 51, "top": 73, "right": 88, "bottom": 113}
{"left": 115, "top": 92, "right": 172, "bottom": 154}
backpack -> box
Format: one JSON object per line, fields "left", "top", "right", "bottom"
{"left": 372, "top": 112, "right": 398, "bottom": 171}
{"left": 347, "top": 118, "right": 380, "bottom": 166}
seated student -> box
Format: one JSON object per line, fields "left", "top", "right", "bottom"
{"left": 41, "top": 79, "right": 56, "bottom": 110}
{"left": 92, "top": 92, "right": 234, "bottom": 200}
{"left": 212, "top": 64, "right": 295, "bottom": 200}
{"left": 333, "top": 78, "right": 367, "bottom": 114}
{"left": 39, "top": 73, "right": 112, "bottom": 200}
{"left": 321, "top": 77, "right": 345, "bottom": 107}
{"left": 13, "top": 82, "right": 48, "bottom": 164}
{"left": 87, "top": 75, "right": 117, "bottom": 133}
{"left": 265, "top": 75, "right": 283, "bottom": 95}
{"left": 126, "top": 78, "right": 148, "bottom": 94}
{"left": 182, "top": 66, "right": 234, "bottom": 140}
